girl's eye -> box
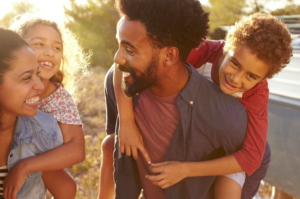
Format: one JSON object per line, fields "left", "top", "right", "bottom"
{"left": 34, "top": 42, "right": 43, "bottom": 46}
{"left": 54, "top": 46, "right": 61, "bottom": 51}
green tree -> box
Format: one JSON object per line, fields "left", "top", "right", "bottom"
{"left": 65, "top": 0, "right": 119, "bottom": 68}
{"left": 0, "top": 1, "right": 36, "bottom": 28}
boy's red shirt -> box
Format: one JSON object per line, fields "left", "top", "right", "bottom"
{"left": 187, "top": 40, "right": 268, "bottom": 175}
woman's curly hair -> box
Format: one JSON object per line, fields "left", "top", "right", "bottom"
{"left": 116, "top": 0, "right": 209, "bottom": 61}
{"left": 10, "top": 13, "right": 91, "bottom": 103}
{"left": 224, "top": 13, "right": 293, "bottom": 79}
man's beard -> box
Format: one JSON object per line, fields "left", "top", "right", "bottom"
{"left": 117, "top": 56, "right": 159, "bottom": 97}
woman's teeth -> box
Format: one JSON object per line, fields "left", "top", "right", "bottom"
{"left": 25, "top": 97, "right": 39, "bottom": 104}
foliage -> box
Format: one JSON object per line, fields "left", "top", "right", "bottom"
{"left": 64, "top": 0, "right": 119, "bottom": 68}
{"left": 69, "top": 67, "right": 108, "bottom": 199}
{"left": 0, "top": 1, "right": 37, "bottom": 28}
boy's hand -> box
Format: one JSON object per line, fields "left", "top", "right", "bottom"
{"left": 119, "top": 121, "right": 151, "bottom": 164}
{"left": 146, "top": 161, "right": 187, "bottom": 189}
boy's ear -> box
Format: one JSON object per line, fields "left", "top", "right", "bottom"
{"left": 163, "top": 47, "right": 179, "bottom": 66}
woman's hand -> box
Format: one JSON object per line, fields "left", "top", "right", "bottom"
{"left": 3, "top": 161, "right": 28, "bottom": 199}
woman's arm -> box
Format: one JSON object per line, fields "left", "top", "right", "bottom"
{"left": 113, "top": 66, "right": 151, "bottom": 163}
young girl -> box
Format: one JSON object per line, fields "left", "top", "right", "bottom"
{"left": 0, "top": 27, "right": 63, "bottom": 199}
{"left": 5, "top": 13, "right": 90, "bottom": 198}
{"left": 99, "top": 13, "right": 292, "bottom": 198}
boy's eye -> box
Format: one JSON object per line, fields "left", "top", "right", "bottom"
{"left": 248, "top": 73, "right": 257, "bottom": 80}
{"left": 230, "top": 59, "right": 239, "bottom": 68}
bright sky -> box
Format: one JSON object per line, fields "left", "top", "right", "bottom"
{"left": 0, "top": 0, "right": 299, "bottom": 23}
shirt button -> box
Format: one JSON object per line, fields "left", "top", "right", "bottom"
{"left": 10, "top": 154, "right": 13, "bottom": 158}
{"left": 190, "top": 101, "right": 193, "bottom": 105}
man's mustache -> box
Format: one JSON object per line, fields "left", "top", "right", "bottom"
{"left": 117, "top": 65, "right": 135, "bottom": 74}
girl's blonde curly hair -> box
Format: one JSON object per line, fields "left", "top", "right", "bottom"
{"left": 224, "top": 13, "right": 293, "bottom": 79}
{"left": 10, "top": 13, "right": 91, "bottom": 103}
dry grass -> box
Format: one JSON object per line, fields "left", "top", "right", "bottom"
{"left": 71, "top": 66, "right": 108, "bottom": 199}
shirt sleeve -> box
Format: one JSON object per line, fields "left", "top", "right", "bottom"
{"left": 186, "top": 40, "right": 225, "bottom": 69}
{"left": 105, "top": 65, "right": 118, "bottom": 135}
{"left": 233, "top": 80, "right": 269, "bottom": 175}
{"left": 54, "top": 88, "right": 82, "bottom": 125}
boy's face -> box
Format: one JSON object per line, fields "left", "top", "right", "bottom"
{"left": 218, "top": 46, "right": 269, "bottom": 95}
{"left": 114, "top": 17, "right": 162, "bottom": 97}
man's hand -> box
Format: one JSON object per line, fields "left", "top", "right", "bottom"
{"left": 4, "top": 161, "right": 29, "bottom": 199}
{"left": 119, "top": 121, "right": 151, "bottom": 164}
{"left": 146, "top": 161, "right": 188, "bottom": 189}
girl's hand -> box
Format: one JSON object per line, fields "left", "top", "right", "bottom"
{"left": 146, "top": 161, "right": 188, "bottom": 189}
{"left": 3, "top": 161, "right": 28, "bottom": 199}
{"left": 119, "top": 121, "right": 151, "bottom": 164}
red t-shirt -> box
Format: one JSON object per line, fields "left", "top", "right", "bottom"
{"left": 187, "top": 40, "right": 268, "bottom": 175}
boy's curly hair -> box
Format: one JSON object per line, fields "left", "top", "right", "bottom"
{"left": 10, "top": 13, "right": 91, "bottom": 103}
{"left": 116, "top": 0, "right": 209, "bottom": 61}
{"left": 224, "top": 13, "right": 293, "bottom": 79}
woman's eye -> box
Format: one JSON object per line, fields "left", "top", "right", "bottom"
{"left": 23, "top": 76, "right": 32, "bottom": 81}
{"left": 33, "top": 42, "right": 43, "bottom": 47}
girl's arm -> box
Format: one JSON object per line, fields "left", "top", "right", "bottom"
{"left": 4, "top": 124, "right": 85, "bottom": 199}
{"left": 114, "top": 65, "right": 151, "bottom": 163}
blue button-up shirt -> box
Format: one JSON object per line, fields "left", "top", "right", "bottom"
{"left": 8, "top": 110, "right": 63, "bottom": 199}
{"left": 105, "top": 64, "right": 261, "bottom": 199}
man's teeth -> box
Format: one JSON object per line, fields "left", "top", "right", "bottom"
{"left": 122, "top": 72, "right": 130, "bottom": 77}
{"left": 40, "top": 61, "right": 53, "bottom": 67}
{"left": 25, "top": 97, "right": 39, "bottom": 104}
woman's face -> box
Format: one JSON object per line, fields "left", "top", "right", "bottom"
{"left": 24, "top": 25, "right": 62, "bottom": 81}
{"left": 0, "top": 47, "right": 44, "bottom": 118}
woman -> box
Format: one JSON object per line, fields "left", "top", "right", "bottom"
{"left": 0, "top": 27, "right": 63, "bottom": 199}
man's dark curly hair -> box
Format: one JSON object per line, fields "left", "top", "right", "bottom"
{"left": 116, "top": 0, "right": 209, "bottom": 61}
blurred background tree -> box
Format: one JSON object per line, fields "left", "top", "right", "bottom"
{"left": 1, "top": 0, "right": 299, "bottom": 68}
{"left": 0, "top": 1, "right": 36, "bottom": 28}
{"left": 64, "top": 0, "right": 119, "bottom": 68}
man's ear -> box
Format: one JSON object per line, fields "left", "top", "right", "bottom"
{"left": 163, "top": 47, "right": 179, "bottom": 67}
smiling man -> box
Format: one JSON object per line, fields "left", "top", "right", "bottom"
{"left": 104, "top": 0, "right": 263, "bottom": 199}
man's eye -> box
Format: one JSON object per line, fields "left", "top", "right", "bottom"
{"left": 126, "top": 48, "right": 134, "bottom": 54}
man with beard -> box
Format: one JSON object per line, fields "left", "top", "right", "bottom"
{"left": 102, "top": 0, "right": 263, "bottom": 199}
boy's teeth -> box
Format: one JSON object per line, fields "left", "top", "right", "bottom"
{"left": 25, "top": 97, "right": 39, "bottom": 104}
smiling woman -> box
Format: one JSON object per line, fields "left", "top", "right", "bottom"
{"left": 0, "top": 27, "right": 64, "bottom": 199}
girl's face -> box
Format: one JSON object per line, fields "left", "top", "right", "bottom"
{"left": 24, "top": 25, "right": 62, "bottom": 81}
{"left": 218, "top": 46, "right": 269, "bottom": 95}
{"left": 0, "top": 47, "right": 44, "bottom": 118}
